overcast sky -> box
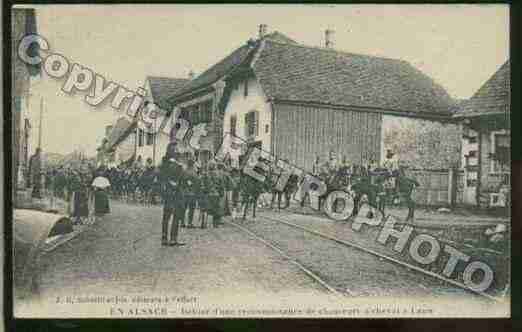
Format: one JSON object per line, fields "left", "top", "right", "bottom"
{"left": 21, "top": 4, "right": 509, "bottom": 156}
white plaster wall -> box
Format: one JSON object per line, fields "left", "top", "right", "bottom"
{"left": 115, "top": 131, "right": 136, "bottom": 164}
{"left": 223, "top": 76, "right": 272, "bottom": 152}
{"left": 134, "top": 80, "right": 173, "bottom": 165}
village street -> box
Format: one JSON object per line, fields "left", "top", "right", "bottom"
{"left": 14, "top": 196, "right": 509, "bottom": 318}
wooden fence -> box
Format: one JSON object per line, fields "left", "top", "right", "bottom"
{"left": 405, "top": 168, "right": 464, "bottom": 206}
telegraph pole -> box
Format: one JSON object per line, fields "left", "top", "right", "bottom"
{"left": 38, "top": 97, "right": 43, "bottom": 149}
{"left": 152, "top": 115, "right": 157, "bottom": 165}
{"left": 38, "top": 97, "right": 45, "bottom": 202}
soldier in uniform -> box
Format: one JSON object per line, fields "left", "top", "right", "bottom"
{"left": 183, "top": 159, "right": 199, "bottom": 228}
{"left": 382, "top": 149, "right": 399, "bottom": 174}
{"left": 207, "top": 162, "right": 226, "bottom": 227}
{"left": 198, "top": 165, "right": 210, "bottom": 229}
{"left": 380, "top": 149, "right": 400, "bottom": 204}
{"left": 229, "top": 168, "right": 242, "bottom": 219}
{"left": 160, "top": 143, "right": 187, "bottom": 246}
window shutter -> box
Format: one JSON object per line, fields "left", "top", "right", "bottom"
{"left": 230, "top": 116, "right": 237, "bottom": 136}
{"left": 244, "top": 113, "right": 249, "bottom": 137}
{"left": 254, "top": 111, "right": 259, "bottom": 136}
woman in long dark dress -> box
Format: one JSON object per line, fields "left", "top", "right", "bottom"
{"left": 70, "top": 170, "right": 90, "bottom": 225}
{"left": 93, "top": 165, "right": 111, "bottom": 216}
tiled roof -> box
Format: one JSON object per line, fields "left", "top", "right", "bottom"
{"left": 105, "top": 117, "right": 136, "bottom": 151}
{"left": 252, "top": 40, "right": 457, "bottom": 115}
{"left": 263, "top": 31, "right": 298, "bottom": 44}
{"left": 172, "top": 44, "right": 253, "bottom": 99}
{"left": 171, "top": 31, "right": 297, "bottom": 101}
{"left": 147, "top": 76, "right": 189, "bottom": 110}
{"left": 454, "top": 60, "right": 510, "bottom": 118}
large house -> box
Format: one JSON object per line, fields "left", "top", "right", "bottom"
{"left": 135, "top": 76, "right": 189, "bottom": 165}
{"left": 218, "top": 29, "right": 460, "bottom": 171}
{"left": 165, "top": 39, "right": 259, "bottom": 166}
{"left": 454, "top": 60, "right": 510, "bottom": 207}
{"left": 103, "top": 117, "right": 137, "bottom": 167}
{"left": 101, "top": 76, "right": 189, "bottom": 167}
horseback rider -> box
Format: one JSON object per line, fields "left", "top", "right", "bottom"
{"left": 381, "top": 149, "right": 400, "bottom": 199}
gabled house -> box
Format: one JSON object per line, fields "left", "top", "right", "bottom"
{"left": 104, "top": 117, "right": 137, "bottom": 167}
{"left": 166, "top": 35, "right": 272, "bottom": 165}
{"left": 454, "top": 60, "right": 510, "bottom": 207}
{"left": 135, "top": 76, "right": 189, "bottom": 165}
{"left": 220, "top": 30, "right": 460, "bottom": 172}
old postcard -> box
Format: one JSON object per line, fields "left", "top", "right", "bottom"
{"left": 10, "top": 4, "right": 510, "bottom": 318}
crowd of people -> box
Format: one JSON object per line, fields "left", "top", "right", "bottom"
{"left": 37, "top": 161, "right": 111, "bottom": 225}
{"left": 31, "top": 141, "right": 408, "bottom": 246}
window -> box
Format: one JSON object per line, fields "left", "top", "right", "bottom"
{"left": 230, "top": 115, "right": 237, "bottom": 137}
{"left": 191, "top": 106, "right": 200, "bottom": 125}
{"left": 245, "top": 111, "right": 259, "bottom": 138}
{"left": 200, "top": 100, "right": 212, "bottom": 123}
{"left": 244, "top": 79, "right": 249, "bottom": 97}
{"left": 179, "top": 108, "right": 189, "bottom": 121}
{"left": 138, "top": 129, "right": 144, "bottom": 147}
{"left": 265, "top": 124, "right": 269, "bottom": 133}
{"left": 491, "top": 130, "right": 510, "bottom": 173}
{"left": 146, "top": 131, "right": 154, "bottom": 146}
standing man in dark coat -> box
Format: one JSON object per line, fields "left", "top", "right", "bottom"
{"left": 160, "top": 143, "right": 187, "bottom": 246}
{"left": 183, "top": 159, "right": 199, "bottom": 228}
{"left": 207, "top": 163, "right": 226, "bottom": 227}
{"left": 28, "top": 148, "right": 42, "bottom": 198}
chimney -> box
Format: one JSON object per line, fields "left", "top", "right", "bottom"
{"left": 188, "top": 70, "right": 196, "bottom": 80}
{"left": 325, "top": 29, "right": 335, "bottom": 48}
{"left": 258, "top": 24, "right": 268, "bottom": 39}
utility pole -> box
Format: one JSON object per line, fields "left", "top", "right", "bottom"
{"left": 152, "top": 116, "right": 157, "bottom": 165}
{"left": 38, "top": 97, "right": 43, "bottom": 149}
{"left": 38, "top": 97, "right": 45, "bottom": 202}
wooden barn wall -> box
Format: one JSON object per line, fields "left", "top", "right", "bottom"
{"left": 272, "top": 103, "right": 382, "bottom": 172}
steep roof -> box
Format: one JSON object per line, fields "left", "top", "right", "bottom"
{"left": 171, "top": 31, "right": 298, "bottom": 101}
{"left": 263, "top": 31, "right": 298, "bottom": 44}
{"left": 454, "top": 60, "right": 510, "bottom": 118}
{"left": 172, "top": 44, "right": 253, "bottom": 99}
{"left": 105, "top": 117, "right": 136, "bottom": 152}
{"left": 251, "top": 40, "right": 457, "bottom": 116}
{"left": 147, "top": 76, "right": 189, "bottom": 109}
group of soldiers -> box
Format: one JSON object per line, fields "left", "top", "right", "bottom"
{"left": 157, "top": 142, "right": 245, "bottom": 246}
{"left": 40, "top": 144, "right": 408, "bottom": 245}
{"left": 156, "top": 146, "right": 407, "bottom": 247}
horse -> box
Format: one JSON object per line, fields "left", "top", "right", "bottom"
{"left": 239, "top": 172, "right": 268, "bottom": 221}
{"left": 317, "top": 166, "right": 352, "bottom": 212}
{"left": 349, "top": 167, "right": 419, "bottom": 222}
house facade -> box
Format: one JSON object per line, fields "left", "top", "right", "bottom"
{"left": 135, "top": 76, "right": 189, "bottom": 165}
{"left": 454, "top": 60, "right": 510, "bottom": 207}
{"left": 103, "top": 117, "right": 137, "bottom": 167}
{"left": 166, "top": 37, "right": 263, "bottom": 166}
{"left": 221, "top": 31, "right": 460, "bottom": 172}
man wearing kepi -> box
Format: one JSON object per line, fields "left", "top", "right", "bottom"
{"left": 160, "top": 142, "right": 187, "bottom": 247}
